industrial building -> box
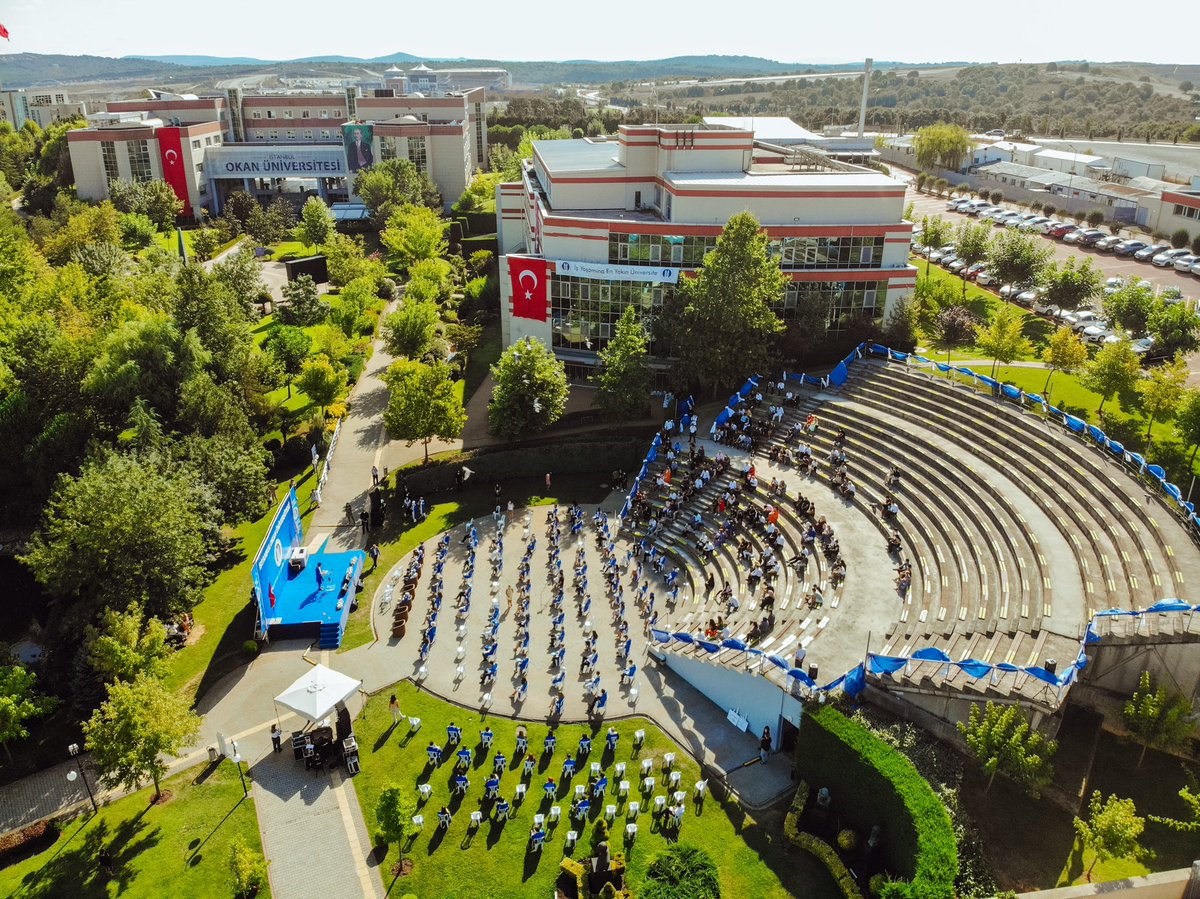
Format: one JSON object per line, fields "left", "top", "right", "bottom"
{"left": 496, "top": 123, "right": 916, "bottom": 378}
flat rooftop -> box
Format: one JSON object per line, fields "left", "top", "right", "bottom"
{"left": 703, "top": 115, "right": 822, "bottom": 142}
{"left": 532, "top": 138, "right": 623, "bottom": 173}
{"left": 665, "top": 169, "right": 900, "bottom": 189}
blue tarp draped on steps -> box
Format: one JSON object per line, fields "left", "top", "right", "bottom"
{"left": 976, "top": 375, "right": 999, "bottom": 388}
{"left": 698, "top": 640, "right": 720, "bottom": 653}
{"left": 829, "top": 361, "right": 849, "bottom": 387}
{"left": 1147, "top": 599, "right": 1192, "bottom": 613}
{"left": 867, "top": 655, "right": 907, "bottom": 675}
{"left": 1148, "top": 464, "right": 1166, "bottom": 480}
{"left": 1025, "top": 666, "right": 1061, "bottom": 686}
{"left": 842, "top": 664, "right": 866, "bottom": 698}
{"left": 1064, "top": 415, "right": 1086, "bottom": 433}
{"left": 787, "top": 668, "right": 816, "bottom": 687}
{"left": 1087, "top": 425, "right": 1107, "bottom": 445}
{"left": 956, "top": 659, "right": 993, "bottom": 679}
{"left": 912, "top": 647, "right": 952, "bottom": 662}
{"left": 1001, "top": 385, "right": 1022, "bottom": 399}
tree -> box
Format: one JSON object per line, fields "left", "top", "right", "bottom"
{"left": 190, "top": 228, "right": 222, "bottom": 262}
{"left": 1103, "top": 283, "right": 1156, "bottom": 335}
{"left": 929, "top": 305, "right": 977, "bottom": 365}
{"left": 380, "top": 205, "right": 448, "bottom": 271}
{"left": 594, "top": 305, "right": 651, "bottom": 418}
{"left": 1041, "top": 326, "right": 1089, "bottom": 395}
{"left": 1086, "top": 210, "right": 1106, "bottom": 229}
{"left": 298, "top": 196, "right": 334, "bottom": 251}
{"left": 989, "top": 190, "right": 1003, "bottom": 206}
{"left": 1040, "top": 257, "right": 1102, "bottom": 312}
{"left": 665, "top": 212, "right": 784, "bottom": 396}
{"left": 488, "top": 337, "right": 569, "bottom": 440}
{"left": 1080, "top": 340, "right": 1141, "bottom": 416}
{"left": 1122, "top": 671, "right": 1194, "bottom": 766}
{"left": 919, "top": 216, "right": 953, "bottom": 278}
{"left": 1138, "top": 354, "right": 1188, "bottom": 440}
{"left": 278, "top": 274, "right": 330, "bottom": 327}
{"left": 988, "top": 229, "right": 1051, "bottom": 291}
{"left": 957, "top": 701, "right": 1057, "bottom": 794}
{"left": 1170, "top": 228, "right": 1190, "bottom": 249}
{"left": 266, "top": 326, "right": 312, "bottom": 398}
{"left": 382, "top": 299, "right": 440, "bottom": 358}
{"left": 1174, "top": 388, "right": 1200, "bottom": 466}
{"left": 0, "top": 665, "right": 57, "bottom": 760}
{"left": 86, "top": 602, "right": 170, "bottom": 684}
{"left": 295, "top": 356, "right": 348, "bottom": 416}
{"left": 642, "top": 844, "right": 722, "bottom": 899}
{"left": 1149, "top": 301, "right": 1200, "bottom": 358}
{"left": 22, "top": 452, "right": 220, "bottom": 620}
{"left": 108, "top": 178, "right": 183, "bottom": 230}
{"left": 975, "top": 304, "right": 1033, "bottom": 378}
{"left": 83, "top": 674, "right": 201, "bottom": 801}
{"left": 321, "top": 232, "right": 383, "bottom": 287}
{"left": 353, "top": 158, "right": 439, "bottom": 223}
{"left": 953, "top": 220, "right": 992, "bottom": 298}
{"left": 375, "top": 784, "right": 419, "bottom": 846}
{"left": 382, "top": 360, "right": 466, "bottom": 462}
{"left": 1074, "top": 791, "right": 1148, "bottom": 880}
{"left": 118, "top": 212, "right": 158, "bottom": 249}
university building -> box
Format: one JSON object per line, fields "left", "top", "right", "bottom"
{"left": 67, "top": 77, "right": 487, "bottom": 219}
{"left": 0, "top": 85, "right": 88, "bottom": 129}
{"left": 496, "top": 124, "right": 916, "bottom": 377}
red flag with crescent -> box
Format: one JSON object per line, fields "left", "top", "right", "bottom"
{"left": 509, "top": 257, "right": 547, "bottom": 322}
{"left": 0, "top": 24, "right": 9, "bottom": 41}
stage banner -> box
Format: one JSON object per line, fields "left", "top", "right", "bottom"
{"left": 252, "top": 489, "right": 303, "bottom": 622}
{"left": 509, "top": 256, "right": 548, "bottom": 321}
{"left": 554, "top": 259, "right": 680, "bottom": 284}
{"left": 155, "top": 127, "right": 190, "bottom": 210}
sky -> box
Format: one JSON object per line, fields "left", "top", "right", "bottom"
{"left": 0, "top": 0, "right": 1186, "bottom": 64}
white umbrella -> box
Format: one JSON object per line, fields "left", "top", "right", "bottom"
{"left": 274, "top": 663, "right": 362, "bottom": 724}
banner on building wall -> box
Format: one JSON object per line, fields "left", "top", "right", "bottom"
{"left": 156, "top": 128, "right": 190, "bottom": 210}
{"left": 509, "top": 256, "right": 548, "bottom": 321}
{"left": 343, "top": 123, "right": 375, "bottom": 172}
{"left": 554, "top": 258, "right": 680, "bottom": 284}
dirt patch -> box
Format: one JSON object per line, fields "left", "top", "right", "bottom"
{"left": 185, "top": 623, "right": 206, "bottom": 646}
{"left": 391, "top": 857, "right": 414, "bottom": 878}
{"left": 149, "top": 790, "right": 174, "bottom": 806}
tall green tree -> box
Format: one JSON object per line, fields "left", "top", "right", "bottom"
{"left": 975, "top": 304, "right": 1033, "bottom": 378}
{"left": 1074, "top": 791, "right": 1148, "bottom": 880}
{"left": 987, "top": 229, "right": 1051, "bottom": 291}
{"left": 266, "top": 325, "right": 313, "bottom": 398}
{"left": 929, "top": 304, "right": 977, "bottom": 366}
{"left": 1103, "top": 283, "right": 1156, "bottom": 334}
{"left": 83, "top": 674, "right": 201, "bottom": 801}
{"left": 952, "top": 219, "right": 992, "bottom": 298}
{"left": 594, "top": 305, "right": 651, "bottom": 419}
{"left": 278, "top": 274, "right": 330, "bottom": 327}
{"left": 919, "top": 216, "right": 953, "bottom": 279}
{"left": 85, "top": 602, "right": 171, "bottom": 684}
{"left": 298, "top": 196, "right": 334, "bottom": 251}
{"left": 0, "top": 665, "right": 58, "bottom": 760}
{"left": 190, "top": 228, "right": 222, "bottom": 262}
{"left": 1080, "top": 340, "right": 1141, "bottom": 415}
{"left": 382, "top": 299, "right": 440, "bottom": 358}
{"left": 353, "top": 158, "right": 440, "bottom": 223}
{"left": 1122, "top": 671, "right": 1194, "bottom": 767}
{"left": 381, "top": 205, "right": 448, "bottom": 271}
{"left": 1040, "top": 257, "right": 1102, "bottom": 312}
{"left": 1041, "top": 326, "right": 1089, "bottom": 395}
{"left": 107, "top": 179, "right": 183, "bottom": 231}
{"left": 375, "top": 784, "right": 420, "bottom": 846}
{"left": 1138, "top": 355, "right": 1188, "bottom": 440}
{"left": 382, "top": 360, "right": 466, "bottom": 462}
{"left": 295, "top": 356, "right": 348, "bottom": 416}
{"left": 1150, "top": 301, "right": 1200, "bottom": 358}
{"left": 665, "top": 212, "right": 784, "bottom": 396}
{"left": 22, "top": 452, "right": 221, "bottom": 619}
{"left": 913, "top": 123, "right": 972, "bottom": 170}
{"left": 1174, "top": 388, "right": 1200, "bottom": 466}
{"left": 958, "top": 701, "right": 1057, "bottom": 795}
{"left": 488, "top": 337, "right": 569, "bottom": 440}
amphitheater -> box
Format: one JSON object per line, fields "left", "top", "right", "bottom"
{"left": 376, "top": 352, "right": 1200, "bottom": 761}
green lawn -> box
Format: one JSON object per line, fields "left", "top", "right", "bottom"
{"left": 462, "top": 319, "right": 502, "bottom": 403}
{"left": 351, "top": 684, "right": 839, "bottom": 899}
{"left": 340, "top": 473, "right": 616, "bottom": 652}
{"left": 0, "top": 760, "right": 267, "bottom": 898}
{"left": 148, "top": 230, "right": 241, "bottom": 260}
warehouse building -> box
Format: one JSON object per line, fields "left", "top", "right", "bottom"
{"left": 496, "top": 124, "right": 916, "bottom": 378}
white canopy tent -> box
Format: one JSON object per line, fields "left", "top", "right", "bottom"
{"left": 273, "top": 663, "right": 362, "bottom": 724}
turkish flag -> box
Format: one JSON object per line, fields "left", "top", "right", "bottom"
{"left": 0, "top": 24, "right": 9, "bottom": 40}
{"left": 509, "top": 257, "right": 547, "bottom": 322}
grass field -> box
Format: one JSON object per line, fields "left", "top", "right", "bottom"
{"left": 0, "top": 760, "right": 267, "bottom": 899}
{"left": 351, "top": 684, "right": 839, "bottom": 899}
{"left": 148, "top": 230, "right": 241, "bottom": 260}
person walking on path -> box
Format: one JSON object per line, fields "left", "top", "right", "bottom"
{"left": 759, "top": 726, "right": 772, "bottom": 763}
{"left": 359, "top": 509, "right": 369, "bottom": 535}
{"left": 389, "top": 694, "right": 402, "bottom": 726}
{"left": 371, "top": 465, "right": 379, "bottom": 486}
{"left": 368, "top": 543, "right": 381, "bottom": 572}
{"left": 271, "top": 723, "right": 283, "bottom": 753}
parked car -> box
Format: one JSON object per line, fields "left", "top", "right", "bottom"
{"left": 1192, "top": 260, "right": 1200, "bottom": 277}
{"left": 982, "top": 208, "right": 1010, "bottom": 222}
{"left": 1019, "top": 216, "right": 1051, "bottom": 232}
{"left": 1131, "top": 336, "right": 1156, "bottom": 356}
{"left": 1113, "top": 240, "right": 1149, "bottom": 257}
{"left": 1103, "top": 277, "right": 1127, "bottom": 296}
{"left": 1033, "top": 297, "right": 1060, "bottom": 316}
{"left": 1060, "top": 307, "right": 1095, "bottom": 327}
{"left": 999, "top": 283, "right": 1021, "bottom": 300}
{"left": 1063, "top": 228, "right": 1093, "bottom": 244}
{"left": 1093, "top": 235, "right": 1122, "bottom": 252}
{"left": 1070, "top": 311, "right": 1105, "bottom": 331}
{"left": 984, "top": 129, "right": 1005, "bottom": 138}
{"left": 1082, "top": 323, "right": 1113, "bottom": 344}
{"left": 1134, "top": 243, "right": 1170, "bottom": 261}
{"left": 948, "top": 257, "right": 970, "bottom": 273}
{"left": 1037, "top": 220, "right": 1064, "bottom": 234}
{"left": 1006, "top": 213, "right": 1040, "bottom": 229}
{"left": 993, "top": 212, "right": 1023, "bottom": 227}
{"left": 928, "top": 245, "right": 956, "bottom": 263}
{"left": 1015, "top": 287, "right": 1041, "bottom": 307}
{"left": 964, "top": 262, "right": 988, "bottom": 280}
{"left": 1079, "top": 230, "right": 1109, "bottom": 247}
{"left": 947, "top": 198, "right": 968, "bottom": 211}
{"left": 965, "top": 204, "right": 994, "bottom": 217}
{"left": 1049, "top": 223, "right": 1080, "bottom": 239}
{"left": 1153, "top": 248, "right": 1192, "bottom": 267}
{"left": 1173, "top": 254, "right": 1199, "bottom": 273}
{"left": 1160, "top": 287, "right": 1186, "bottom": 305}
{"left": 976, "top": 270, "right": 999, "bottom": 286}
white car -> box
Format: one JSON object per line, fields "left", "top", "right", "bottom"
{"left": 1192, "top": 260, "right": 1200, "bottom": 277}
{"left": 928, "top": 245, "right": 956, "bottom": 263}
{"left": 1070, "top": 311, "right": 1105, "bottom": 332}
{"left": 1019, "top": 216, "right": 1051, "bottom": 232}
{"left": 1005, "top": 213, "right": 1039, "bottom": 229}
{"left": 1131, "top": 337, "right": 1156, "bottom": 356}
{"left": 1153, "top": 248, "right": 1192, "bottom": 267}
{"left": 1174, "top": 254, "right": 1199, "bottom": 273}
{"left": 1033, "top": 298, "right": 1060, "bottom": 316}
{"left": 1082, "top": 323, "right": 1112, "bottom": 344}
{"left": 976, "top": 270, "right": 998, "bottom": 286}
{"left": 1103, "top": 277, "right": 1126, "bottom": 295}
{"left": 1037, "top": 220, "right": 1064, "bottom": 234}
{"left": 1015, "top": 287, "right": 1041, "bottom": 306}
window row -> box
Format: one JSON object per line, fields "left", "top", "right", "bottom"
{"left": 1174, "top": 204, "right": 1200, "bottom": 221}
{"left": 252, "top": 130, "right": 335, "bottom": 141}
{"left": 776, "top": 281, "right": 886, "bottom": 333}
{"left": 550, "top": 276, "right": 667, "bottom": 354}
{"left": 250, "top": 108, "right": 342, "bottom": 120}
{"left": 608, "top": 233, "right": 885, "bottom": 269}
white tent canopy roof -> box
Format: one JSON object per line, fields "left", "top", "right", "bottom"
{"left": 274, "top": 664, "right": 361, "bottom": 723}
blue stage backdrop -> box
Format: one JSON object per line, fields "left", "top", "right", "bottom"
{"left": 252, "top": 489, "right": 303, "bottom": 624}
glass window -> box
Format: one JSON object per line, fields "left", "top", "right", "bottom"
{"left": 191, "top": 139, "right": 202, "bottom": 150}
{"left": 775, "top": 281, "right": 887, "bottom": 333}
{"left": 101, "top": 141, "right": 120, "bottom": 183}
{"left": 125, "top": 139, "right": 152, "bottom": 181}
{"left": 302, "top": 110, "right": 310, "bottom": 118}
{"left": 286, "top": 130, "right": 295, "bottom": 140}
{"left": 550, "top": 274, "right": 674, "bottom": 355}
{"left": 408, "top": 136, "right": 428, "bottom": 173}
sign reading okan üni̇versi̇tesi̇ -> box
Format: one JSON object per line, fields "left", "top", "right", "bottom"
{"left": 554, "top": 259, "right": 681, "bottom": 284}
{"left": 206, "top": 146, "right": 349, "bottom": 178}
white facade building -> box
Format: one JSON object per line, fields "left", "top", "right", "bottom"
{"left": 0, "top": 86, "right": 87, "bottom": 128}
{"left": 497, "top": 125, "right": 916, "bottom": 375}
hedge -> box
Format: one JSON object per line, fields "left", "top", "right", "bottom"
{"left": 796, "top": 707, "right": 957, "bottom": 899}
{"left": 391, "top": 438, "right": 649, "bottom": 498}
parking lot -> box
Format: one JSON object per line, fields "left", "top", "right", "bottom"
{"left": 906, "top": 191, "right": 1200, "bottom": 299}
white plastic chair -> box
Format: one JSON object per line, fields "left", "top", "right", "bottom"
{"left": 625, "top": 823, "right": 638, "bottom": 839}
{"left": 566, "top": 830, "right": 578, "bottom": 848}
{"left": 628, "top": 800, "right": 640, "bottom": 817}
{"left": 633, "top": 729, "right": 645, "bottom": 745}
{"left": 673, "top": 790, "right": 686, "bottom": 804}
{"left": 549, "top": 805, "right": 561, "bottom": 822}
{"left": 590, "top": 762, "right": 601, "bottom": 777}
{"left": 408, "top": 717, "right": 422, "bottom": 731}
{"left": 515, "top": 783, "right": 527, "bottom": 802}
{"left": 417, "top": 783, "right": 432, "bottom": 800}
{"left": 642, "top": 776, "right": 655, "bottom": 793}
{"left": 618, "top": 780, "right": 630, "bottom": 797}
{"left": 534, "top": 813, "right": 545, "bottom": 828}
{"left": 669, "top": 770, "right": 681, "bottom": 788}
{"left": 574, "top": 784, "right": 585, "bottom": 799}
{"left": 615, "top": 762, "right": 626, "bottom": 779}
{"left": 411, "top": 814, "right": 424, "bottom": 829}
{"left": 640, "top": 758, "right": 653, "bottom": 775}
{"left": 694, "top": 779, "right": 708, "bottom": 798}
{"left": 654, "top": 795, "right": 666, "bottom": 812}
{"left": 455, "top": 665, "right": 465, "bottom": 680}
{"left": 470, "top": 811, "right": 482, "bottom": 827}
{"left": 663, "top": 752, "right": 676, "bottom": 771}
{"left": 605, "top": 804, "right": 616, "bottom": 820}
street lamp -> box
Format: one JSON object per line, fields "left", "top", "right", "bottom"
{"left": 67, "top": 743, "right": 98, "bottom": 815}
{"left": 231, "top": 741, "right": 248, "bottom": 796}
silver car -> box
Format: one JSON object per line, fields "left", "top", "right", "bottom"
{"left": 1153, "top": 248, "right": 1191, "bottom": 267}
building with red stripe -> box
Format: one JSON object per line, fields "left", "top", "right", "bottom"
{"left": 497, "top": 124, "right": 917, "bottom": 376}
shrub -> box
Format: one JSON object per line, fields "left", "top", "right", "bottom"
{"left": 838, "top": 829, "right": 858, "bottom": 852}
{"left": 0, "top": 819, "right": 60, "bottom": 865}
{"left": 642, "top": 844, "right": 721, "bottom": 899}
{"left": 1192, "top": 235, "right": 1200, "bottom": 256}
{"left": 797, "top": 706, "right": 957, "bottom": 899}
{"left": 242, "top": 640, "right": 259, "bottom": 656}
{"left": 870, "top": 874, "right": 891, "bottom": 896}
{"left": 229, "top": 837, "right": 268, "bottom": 898}
{"left": 1086, "top": 210, "right": 1106, "bottom": 228}
{"left": 794, "top": 832, "right": 863, "bottom": 899}
{"left": 1172, "top": 228, "right": 1191, "bottom": 249}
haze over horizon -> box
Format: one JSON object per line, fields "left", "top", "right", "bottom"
{"left": 0, "top": 0, "right": 1185, "bottom": 66}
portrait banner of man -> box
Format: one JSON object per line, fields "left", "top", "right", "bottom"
{"left": 343, "top": 123, "right": 375, "bottom": 172}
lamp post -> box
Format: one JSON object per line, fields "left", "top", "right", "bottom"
{"left": 67, "top": 743, "right": 99, "bottom": 815}
{"left": 231, "top": 741, "right": 248, "bottom": 796}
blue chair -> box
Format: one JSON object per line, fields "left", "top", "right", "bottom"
{"left": 593, "top": 777, "right": 608, "bottom": 797}
{"left": 485, "top": 777, "right": 500, "bottom": 798}
{"left": 493, "top": 754, "right": 507, "bottom": 773}
{"left": 530, "top": 830, "right": 547, "bottom": 851}
{"left": 453, "top": 776, "right": 469, "bottom": 794}
{"left": 606, "top": 731, "right": 619, "bottom": 751}
{"left": 578, "top": 738, "right": 592, "bottom": 755}
{"left": 517, "top": 657, "right": 530, "bottom": 675}
{"left": 551, "top": 672, "right": 566, "bottom": 689}
{"left": 544, "top": 736, "right": 557, "bottom": 754}
{"left": 563, "top": 759, "right": 577, "bottom": 776}
{"left": 447, "top": 726, "right": 462, "bottom": 744}
{"left": 573, "top": 800, "right": 590, "bottom": 819}
{"left": 494, "top": 800, "right": 511, "bottom": 820}
{"left": 456, "top": 748, "right": 472, "bottom": 767}
{"left": 543, "top": 781, "right": 557, "bottom": 797}
{"left": 427, "top": 745, "right": 442, "bottom": 764}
